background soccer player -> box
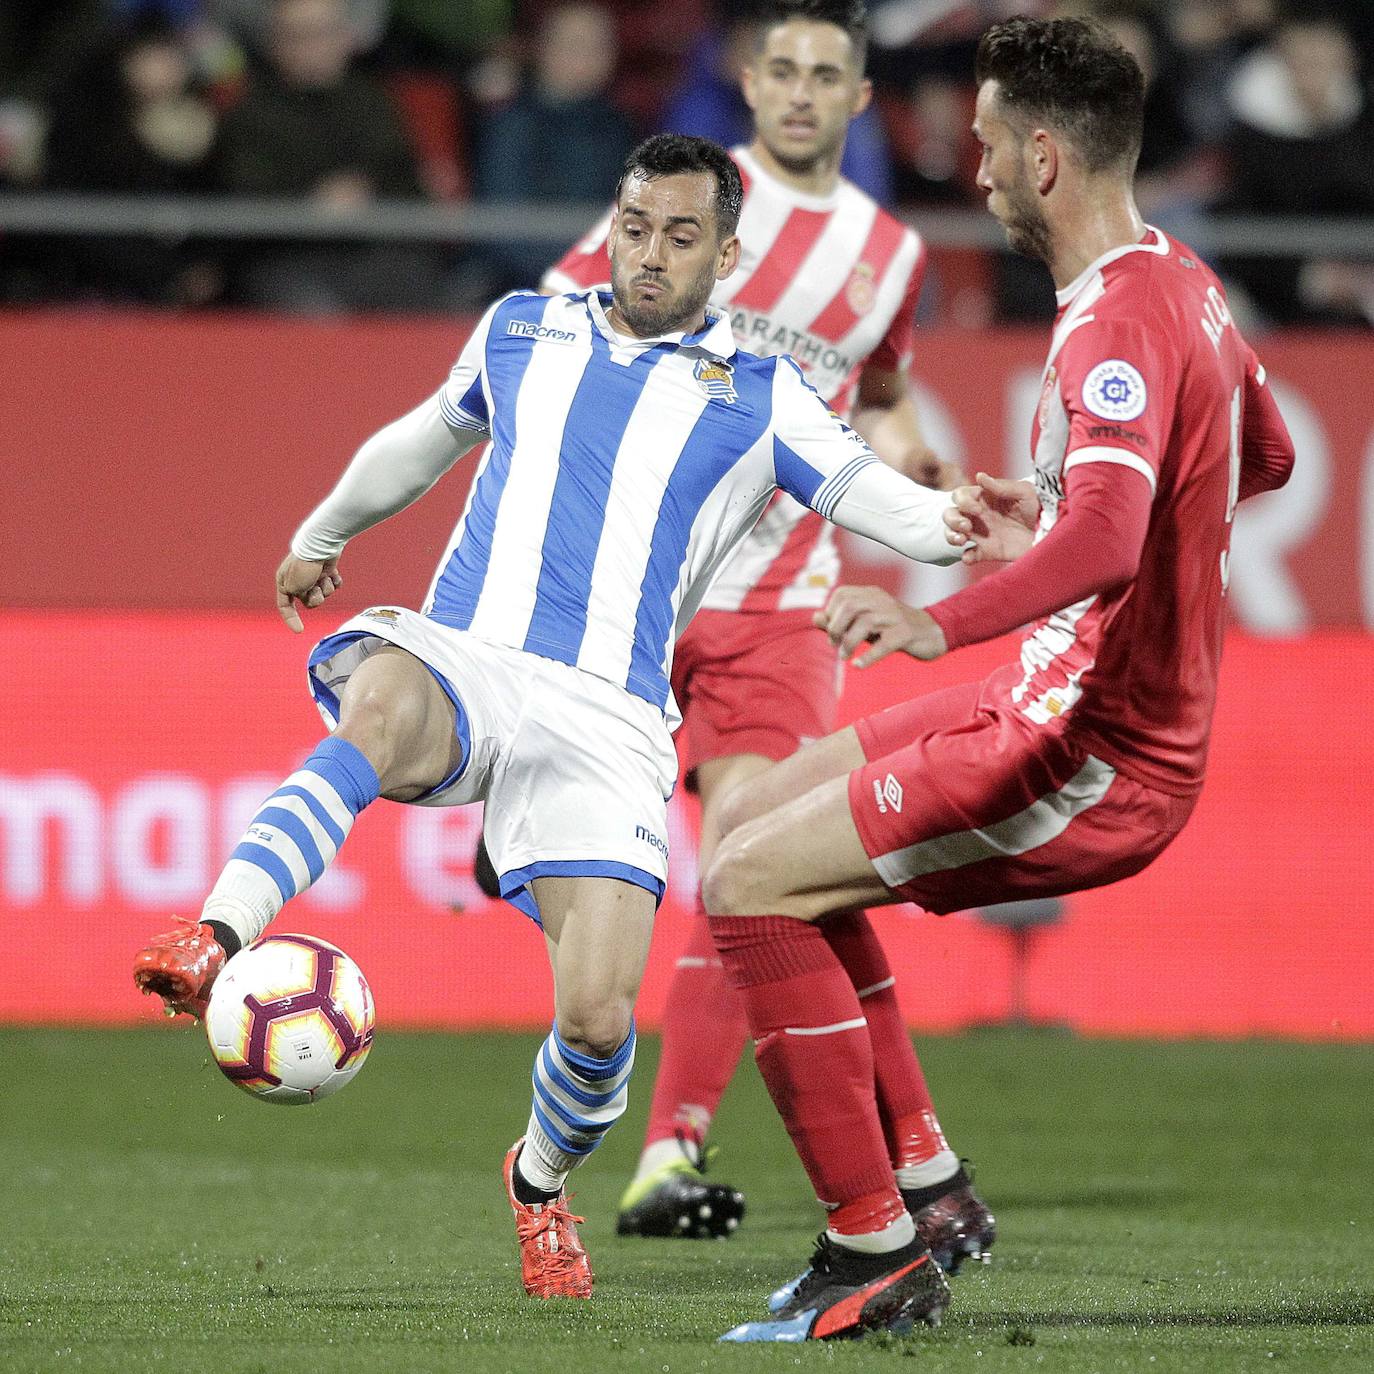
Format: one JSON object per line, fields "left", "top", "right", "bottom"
{"left": 133, "top": 134, "right": 966, "bottom": 1321}
{"left": 704, "top": 16, "right": 1296, "bottom": 1343}
{"left": 533, "top": 0, "right": 992, "bottom": 1259}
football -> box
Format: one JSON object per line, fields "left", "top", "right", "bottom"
{"left": 204, "top": 934, "right": 374, "bottom": 1105}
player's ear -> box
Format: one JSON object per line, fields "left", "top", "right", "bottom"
{"left": 850, "top": 76, "right": 872, "bottom": 118}
{"left": 716, "top": 233, "right": 742, "bottom": 280}
{"left": 741, "top": 60, "right": 759, "bottom": 113}
{"left": 1030, "top": 129, "right": 1058, "bottom": 195}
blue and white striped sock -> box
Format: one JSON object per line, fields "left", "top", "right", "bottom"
{"left": 203, "top": 737, "right": 380, "bottom": 949}
{"left": 520, "top": 1024, "right": 637, "bottom": 1192}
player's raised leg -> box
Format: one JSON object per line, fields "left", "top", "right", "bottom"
{"left": 133, "top": 646, "right": 461, "bottom": 1015}
{"left": 705, "top": 775, "right": 949, "bottom": 1341}
{"left": 503, "top": 874, "right": 656, "bottom": 1298}
{"left": 615, "top": 751, "right": 761, "bottom": 1240}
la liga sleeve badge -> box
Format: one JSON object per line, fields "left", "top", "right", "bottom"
{"left": 1082, "top": 359, "right": 1148, "bottom": 421}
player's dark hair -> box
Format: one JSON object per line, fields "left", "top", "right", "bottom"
{"left": 616, "top": 134, "right": 745, "bottom": 238}
{"left": 761, "top": 0, "right": 868, "bottom": 67}
{"left": 975, "top": 16, "right": 1145, "bottom": 174}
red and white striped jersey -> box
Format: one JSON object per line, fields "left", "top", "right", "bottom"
{"left": 544, "top": 145, "right": 926, "bottom": 612}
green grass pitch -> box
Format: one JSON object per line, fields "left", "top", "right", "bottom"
{"left": 3, "top": 1026, "right": 1372, "bottom": 1373}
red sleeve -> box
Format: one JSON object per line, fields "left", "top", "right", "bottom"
{"left": 1054, "top": 315, "right": 1179, "bottom": 489}
{"left": 541, "top": 207, "right": 614, "bottom": 292}
{"left": 865, "top": 238, "right": 925, "bottom": 374}
{"left": 1239, "top": 349, "right": 1295, "bottom": 501}
{"left": 927, "top": 459, "right": 1154, "bottom": 651}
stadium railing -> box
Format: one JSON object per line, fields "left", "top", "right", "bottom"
{"left": 1, "top": 192, "right": 1373, "bottom": 258}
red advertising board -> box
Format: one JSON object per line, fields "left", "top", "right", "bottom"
{"left": 2, "top": 612, "right": 1370, "bottom": 1038}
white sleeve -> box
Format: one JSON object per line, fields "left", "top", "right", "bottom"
{"left": 437, "top": 297, "right": 500, "bottom": 436}
{"left": 290, "top": 392, "right": 483, "bottom": 561}
{"left": 291, "top": 301, "right": 504, "bottom": 561}
{"left": 829, "top": 461, "right": 960, "bottom": 566}
{"left": 769, "top": 356, "right": 959, "bottom": 566}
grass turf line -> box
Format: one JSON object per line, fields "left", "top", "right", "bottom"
{"left": 2, "top": 1027, "right": 1372, "bottom": 1373}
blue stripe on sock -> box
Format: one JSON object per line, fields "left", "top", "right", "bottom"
{"left": 271, "top": 785, "right": 345, "bottom": 851}
{"left": 531, "top": 1099, "right": 593, "bottom": 1157}
{"left": 229, "top": 842, "right": 296, "bottom": 905}
{"left": 552, "top": 1024, "right": 635, "bottom": 1081}
{"left": 533, "top": 1077, "right": 619, "bottom": 1136}
{"left": 540, "top": 1043, "right": 623, "bottom": 1110}
{"left": 306, "top": 737, "right": 380, "bottom": 813}
{"left": 256, "top": 807, "right": 325, "bottom": 884}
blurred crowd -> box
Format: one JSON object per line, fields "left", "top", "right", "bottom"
{"left": 1, "top": 0, "right": 1372, "bottom": 325}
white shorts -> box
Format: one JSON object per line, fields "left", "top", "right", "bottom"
{"left": 307, "top": 607, "right": 678, "bottom": 925}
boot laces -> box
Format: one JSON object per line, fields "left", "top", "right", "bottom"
{"left": 516, "top": 1194, "right": 586, "bottom": 1267}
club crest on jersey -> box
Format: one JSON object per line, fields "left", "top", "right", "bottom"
{"left": 694, "top": 357, "right": 737, "bottom": 403}
{"left": 1082, "top": 359, "right": 1147, "bottom": 421}
{"left": 844, "top": 262, "right": 877, "bottom": 315}
{"left": 1037, "top": 365, "right": 1058, "bottom": 431}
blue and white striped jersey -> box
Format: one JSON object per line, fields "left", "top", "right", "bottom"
{"left": 426, "top": 288, "right": 885, "bottom": 713}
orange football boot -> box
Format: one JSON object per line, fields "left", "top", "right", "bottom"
{"left": 133, "top": 915, "right": 227, "bottom": 1019}
{"left": 502, "top": 1138, "right": 593, "bottom": 1298}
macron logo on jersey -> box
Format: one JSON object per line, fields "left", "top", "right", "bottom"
{"left": 507, "top": 320, "right": 577, "bottom": 343}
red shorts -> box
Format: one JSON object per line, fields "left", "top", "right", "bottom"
{"left": 848, "top": 667, "right": 1198, "bottom": 914}
{"left": 671, "top": 608, "right": 841, "bottom": 787}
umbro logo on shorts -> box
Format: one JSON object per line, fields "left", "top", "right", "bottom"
{"left": 872, "top": 773, "right": 903, "bottom": 815}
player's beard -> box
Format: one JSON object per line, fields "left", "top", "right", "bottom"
{"left": 612, "top": 257, "right": 718, "bottom": 337}
{"left": 764, "top": 119, "right": 845, "bottom": 178}
{"left": 999, "top": 178, "right": 1052, "bottom": 263}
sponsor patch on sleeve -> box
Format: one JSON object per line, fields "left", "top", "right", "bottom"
{"left": 1082, "top": 359, "right": 1147, "bottom": 421}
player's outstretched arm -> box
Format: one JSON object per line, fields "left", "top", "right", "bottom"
{"left": 278, "top": 392, "right": 485, "bottom": 632}
{"left": 814, "top": 586, "right": 947, "bottom": 668}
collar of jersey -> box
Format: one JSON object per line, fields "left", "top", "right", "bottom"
{"left": 1055, "top": 225, "right": 1170, "bottom": 309}
{"left": 732, "top": 144, "right": 843, "bottom": 213}
{"left": 581, "top": 289, "right": 737, "bottom": 359}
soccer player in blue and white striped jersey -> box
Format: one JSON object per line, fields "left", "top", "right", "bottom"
{"left": 133, "top": 134, "right": 965, "bottom": 1303}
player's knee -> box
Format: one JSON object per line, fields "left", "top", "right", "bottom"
{"left": 336, "top": 654, "right": 446, "bottom": 789}
{"left": 701, "top": 836, "right": 755, "bottom": 917}
{"left": 556, "top": 1000, "right": 634, "bottom": 1061}
{"left": 335, "top": 687, "right": 397, "bottom": 770}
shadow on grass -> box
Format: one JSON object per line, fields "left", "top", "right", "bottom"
{"left": 990, "top": 1185, "right": 1187, "bottom": 1211}
{"left": 974, "top": 1295, "right": 1374, "bottom": 1330}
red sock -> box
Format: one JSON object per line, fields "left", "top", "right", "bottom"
{"left": 709, "top": 914, "right": 902, "bottom": 1210}
{"left": 821, "top": 911, "right": 950, "bottom": 1169}
{"left": 642, "top": 906, "right": 750, "bottom": 1152}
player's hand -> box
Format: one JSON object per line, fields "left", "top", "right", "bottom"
{"left": 814, "top": 586, "right": 947, "bottom": 668}
{"left": 275, "top": 554, "right": 342, "bottom": 633}
{"left": 944, "top": 472, "right": 1040, "bottom": 564}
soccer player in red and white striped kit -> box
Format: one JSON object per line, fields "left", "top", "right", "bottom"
{"left": 709, "top": 14, "right": 1296, "bottom": 1342}
{"left": 532, "top": 0, "right": 995, "bottom": 1258}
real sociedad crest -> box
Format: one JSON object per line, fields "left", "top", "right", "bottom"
{"left": 694, "top": 357, "right": 738, "bottom": 403}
